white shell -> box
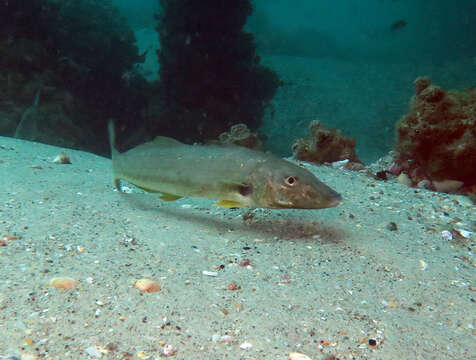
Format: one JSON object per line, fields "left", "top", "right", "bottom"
{"left": 239, "top": 342, "right": 252, "bottom": 350}
{"left": 202, "top": 270, "right": 218, "bottom": 277}
{"left": 289, "top": 352, "right": 312, "bottom": 360}
{"left": 441, "top": 230, "right": 453, "bottom": 241}
{"left": 455, "top": 228, "right": 473, "bottom": 239}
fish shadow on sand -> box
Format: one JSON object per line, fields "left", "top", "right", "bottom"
{"left": 243, "top": 218, "right": 343, "bottom": 244}
{"left": 168, "top": 208, "right": 343, "bottom": 244}
{"left": 121, "top": 194, "right": 343, "bottom": 244}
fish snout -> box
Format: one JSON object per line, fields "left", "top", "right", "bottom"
{"left": 308, "top": 183, "right": 342, "bottom": 209}
{"left": 326, "top": 192, "right": 342, "bottom": 208}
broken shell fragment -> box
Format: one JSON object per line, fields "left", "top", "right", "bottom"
{"left": 161, "top": 344, "right": 176, "bottom": 357}
{"left": 454, "top": 228, "right": 473, "bottom": 239}
{"left": 397, "top": 173, "right": 412, "bottom": 187}
{"left": 53, "top": 152, "right": 71, "bottom": 164}
{"left": 441, "top": 230, "right": 453, "bottom": 241}
{"left": 134, "top": 279, "right": 162, "bottom": 293}
{"left": 202, "top": 270, "right": 218, "bottom": 277}
{"left": 239, "top": 342, "right": 252, "bottom": 350}
{"left": 289, "top": 353, "right": 312, "bottom": 360}
{"left": 49, "top": 277, "right": 79, "bottom": 290}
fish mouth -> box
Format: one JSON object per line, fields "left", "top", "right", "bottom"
{"left": 326, "top": 193, "right": 342, "bottom": 208}
{"left": 274, "top": 193, "right": 342, "bottom": 209}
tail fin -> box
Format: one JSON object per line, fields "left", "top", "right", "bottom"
{"left": 107, "top": 119, "right": 121, "bottom": 190}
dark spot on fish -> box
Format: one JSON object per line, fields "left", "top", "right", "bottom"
{"left": 238, "top": 183, "right": 253, "bottom": 196}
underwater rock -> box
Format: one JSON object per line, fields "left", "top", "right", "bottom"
{"left": 292, "top": 120, "right": 362, "bottom": 166}
{"left": 217, "top": 123, "right": 262, "bottom": 149}
{"left": 395, "top": 77, "right": 476, "bottom": 191}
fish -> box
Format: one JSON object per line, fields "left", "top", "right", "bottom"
{"left": 108, "top": 121, "right": 342, "bottom": 209}
{"left": 390, "top": 20, "right": 407, "bottom": 32}
{"left": 14, "top": 87, "right": 41, "bottom": 141}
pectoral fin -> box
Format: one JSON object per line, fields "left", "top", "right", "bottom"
{"left": 135, "top": 184, "right": 160, "bottom": 193}
{"left": 128, "top": 183, "right": 182, "bottom": 201}
{"left": 214, "top": 200, "right": 246, "bottom": 208}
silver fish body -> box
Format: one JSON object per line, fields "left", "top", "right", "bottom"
{"left": 109, "top": 121, "right": 341, "bottom": 209}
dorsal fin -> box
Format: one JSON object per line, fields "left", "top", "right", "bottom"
{"left": 133, "top": 136, "right": 184, "bottom": 152}
{"left": 150, "top": 136, "right": 183, "bottom": 147}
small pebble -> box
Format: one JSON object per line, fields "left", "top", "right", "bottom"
{"left": 218, "top": 335, "right": 234, "bottom": 343}
{"left": 419, "top": 260, "right": 428, "bottom": 270}
{"left": 137, "top": 351, "right": 149, "bottom": 359}
{"left": 161, "top": 344, "right": 176, "bottom": 357}
{"left": 228, "top": 282, "right": 241, "bottom": 290}
{"left": 85, "top": 346, "right": 102, "bottom": 358}
{"left": 386, "top": 222, "right": 398, "bottom": 231}
{"left": 239, "top": 259, "right": 251, "bottom": 267}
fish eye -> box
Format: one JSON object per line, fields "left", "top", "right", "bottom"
{"left": 284, "top": 176, "right": 297, "bottom": 186}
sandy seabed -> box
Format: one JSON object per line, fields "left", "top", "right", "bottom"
{"left": 0, "top": 136, "right": 474, "bottom": 360}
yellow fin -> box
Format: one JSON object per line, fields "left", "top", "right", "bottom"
{"left": 159, "top": 193, "right": 183, "bottom": 202}
{"left": 214, "top": 200, "right": 246, "bottom": 208}
{"left": 129, "top": 184, "right": 182, "bottom": 201}
{"left": 135, "top": 184, "right": 160, "bottom": 193}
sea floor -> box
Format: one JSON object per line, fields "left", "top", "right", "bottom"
{"left": 0, "top": 136, "right": 474, "bottom": 360}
